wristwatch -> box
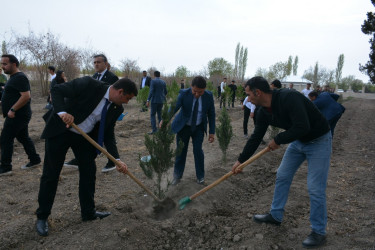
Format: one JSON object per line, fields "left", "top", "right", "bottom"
{"left": 10, "top": 108, "right": 15, "bottom": 112}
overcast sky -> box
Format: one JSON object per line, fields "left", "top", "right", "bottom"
{"left": 1, "top": 0, "right": 373, "bottom": 82}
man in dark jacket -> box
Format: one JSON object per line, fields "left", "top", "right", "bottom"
{"left": 146, "top": 71, "right": 167, "bottom": 134}
{"left": 308, "top": 91, "right": 345, "bottom": 137}
{"left": 35, "top": 77, "right": 137, "bottom": 237}
{"left": 64, "top": 54, "right": 120, "bottom": 173}
{"left": 232, "top": 76, "right": 332, "bottom": 248}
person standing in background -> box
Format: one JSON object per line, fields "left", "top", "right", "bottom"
{"left": 146, "top": 71, "right": 167, "bottom": 134}
{"left": 0, "top": 54, "right": 41, "bottom": 176}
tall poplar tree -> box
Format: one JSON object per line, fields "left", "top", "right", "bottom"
{"left": 360, "top": 0, "right": 375, "bottom": 84}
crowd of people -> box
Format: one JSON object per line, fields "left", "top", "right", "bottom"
{"left": 0, "top": 53, "right": 345, "bottom": 248}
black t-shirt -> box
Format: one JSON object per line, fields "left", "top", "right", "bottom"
{"left": 1, "top": 72, "right": 31, "bottom": 117}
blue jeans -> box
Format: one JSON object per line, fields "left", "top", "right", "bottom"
{"left": 173, "top": 124, "right": 205, "bottom": 180}
{"left": 270, "top": 131, "right": 332, "bottom": 235}
{"left": 150, "top": 103, "right": 163, "bottom": 132}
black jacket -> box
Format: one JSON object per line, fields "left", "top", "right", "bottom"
{"left": 93, "top": 70, "right": 119, "bottom": 84}
{"left": 42, "top": 77, "right": 123, "bottom": 140}
{"left": 140, "top": 76, "right": 151, "bottom": 89}
{"left": 238, "top": 89, "right": 330, "bottom": 163}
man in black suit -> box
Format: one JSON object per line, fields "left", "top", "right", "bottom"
{"left": 65, "top": 54, "right": 120, "bottom": 173}
{"left": 140, "top": 70, "right": 151, "bottom": 112}
{"left": 36, "top": 77, "right": 137, "bottom": 236}
{"left": 140, "top": 70, "right": 151, "bottom": 89}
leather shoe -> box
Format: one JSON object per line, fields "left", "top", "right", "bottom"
{"left": 302, "top": 231, "right": 326, "bottom": 248}
{"left": 82, "top": 211, "right": 111, "bottom": 221}
{"left": 253, "top": 213, "right": 281, "bottom": 225}
{"left": 171, "top": 178, "right": 181, "bottom": 186}
{"left": 36, "top": 219, "right": 48, "bottom": 236}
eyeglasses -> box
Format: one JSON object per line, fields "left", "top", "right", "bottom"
{"left": 93, "top": 61, "right": 103, "bottom": 64}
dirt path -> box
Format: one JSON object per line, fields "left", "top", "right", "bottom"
{"left": 0, "top": 93, "right": 374, "bottom": 249}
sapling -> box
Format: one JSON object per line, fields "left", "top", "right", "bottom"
{"left": 216, "top": 107, "right": 233, "bottom": 164}
{"left": 139, "top": 100, "right": 182, "bottom": 199}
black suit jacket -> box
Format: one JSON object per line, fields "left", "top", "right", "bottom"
{"left": 140, "top": 76, "right": 151, "bottom": 89}
{"left": 42, "top": 77, "right": 123, "bottom": 142}
{"left": 93, "top": 70, "right": 119, "bottom": 84}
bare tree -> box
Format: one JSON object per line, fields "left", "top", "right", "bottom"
{"left": 120, "top": 58, "right": 141, "bottom": 82}
{"left": 13, "top": 29, "right": 80, "bottom": 95}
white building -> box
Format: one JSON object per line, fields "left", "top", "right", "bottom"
{"left": 281, "top": 76, "right": 313, "bottom": 91}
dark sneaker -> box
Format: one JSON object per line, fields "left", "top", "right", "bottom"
{"left": 101, "top": 165, "right": 116, "bottom": 173}
{"left": 147, "top": 131, "right": 156, "bottom": 135}
{"left": 253, "top": 213, "right": 281, "bottom": 225}
{"left": 197, "top": 178, "right": 205, "bottom": 185}
{"left": 302, "top": 231, "right": 326, "bottom": 248}
{"left": 64, "top": 159, "right": 79, "bottom": 168}
{"left": 0, "top": 167, "right": 12, "bottom": 176}
{"left": 171, "top": 178, "right": 181, "bottom": 186}
{"left": 21, "top": 160, "right": 41, "bottom": 170}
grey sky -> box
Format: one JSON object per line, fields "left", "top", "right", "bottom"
{"left": 1, "top": 0, "right": 372, "bottom": 82}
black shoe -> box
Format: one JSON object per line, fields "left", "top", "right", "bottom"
{"left": 253, "top": 213, "right": 281, "bottom": 225}
{"left": 64, "top": 158, "right": 79, "bottom": 168}
{"left": 197, "top": 178, "right": 205, "bottom": 185}
{"left": 171, "top": 178, "right": 181, "bottom": 186}
{"left": 36, "top": 219, "right": 48, "bottom": 236}
{"left": 101, "top": 164, "right": 116, "bottom": 173}
{"left": 147, "top": 131, "right": 156, "bottom": 135}
{"left": 21, "top": 160, "right": 41, "bottom": 170}
{"left": 82, "top": 211, "right": 111, "bottom": 221}
{"left": 0, "top": 167, "right": 12, "bottom": 176}
{"left": 302, "top": 231, "right": 326, "bottom": 248}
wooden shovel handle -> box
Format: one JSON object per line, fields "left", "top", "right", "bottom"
{"left": 71, "top": 123, "right": 161, "bottom": 202}
{"left": 190, "top": 146, "right": 271, "bottom": 201}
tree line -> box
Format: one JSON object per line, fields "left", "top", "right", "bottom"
{"left": 2, "top": 28, "right": 372, "bottom": 97}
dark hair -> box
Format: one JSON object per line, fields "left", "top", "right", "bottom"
{"left": 48, "top": 66, "right": 55, "bottom": 72}
{"left": 113, "top": 78, "right": 138, "bottom": 96}
{"left": 55, "top": 70, "right": 65, "bottom": 84}
{"left": 308, "top": 91, "right": 319, "bottom": 98}
{"left": 93, "top": 54, "right": 108, "bottom": 63}
{"left": 231, "top": 80, "right": 235, "bottom": 83}
{"left": 191, "top": 76, "right": 206, "bottom": 89}
{"left": 271, "top": 79, "right": 281, "bottom": 89}
{"left": 143, "top": 70, "right": 147, "bottom": 73}
{"left": 245, "top": 76, "right": 271, "bottom": 94}
{"left": 1, "top": 54, "right": 19, "bottom": 67}
{"left": 154, "top": 71, "right": 160, "bottom": 77}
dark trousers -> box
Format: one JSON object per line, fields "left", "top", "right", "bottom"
{"left": 243, "top": 107, "right": 250, "bottom": 135}
{"left": 220, "top": 96, "right": 226, "bottom": 108}
{"left": 0, "top": 116, "right": 40, "bottom": 169}
{"left": 173, "top": 124, "right": 205, "bottom": 180}
{"left": 150, "top": 103, "right": 163, "bottom": 132}
{"left": 36, "top": 131, "right": 98, "bottom": 220}
{"left": 231, "top": 95, "right": 235, "bottom": 108}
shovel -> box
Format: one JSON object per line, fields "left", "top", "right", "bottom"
{"left": 71, "top": 123, "right": 163, "bottom": 203}
{"left": 178, "top": 146, "right": 271, "bottom": 209}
